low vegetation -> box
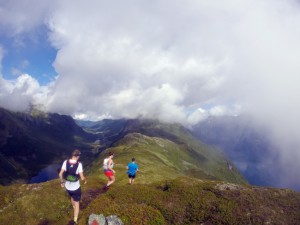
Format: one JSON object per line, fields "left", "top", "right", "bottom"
{"left": 1, "top": 133, "right": 299, "bottom": 225}
{"left": 1, "top": 176, "right": 299, "bottom": 225}
{"left": 1, "top": 111, "right": 299, "bottom": 224}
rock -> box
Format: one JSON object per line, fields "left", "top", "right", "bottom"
{"left": 88, "top": 214, "right": 106, "bottom": 225}
{"left": 106, "top": 215, "right": 124, "bottom": 225}
{"left": 88, "top": 214, "right": 124, "bottom": 225}
{"left": 215, "top": 183, "right": 245, "bottom": 191}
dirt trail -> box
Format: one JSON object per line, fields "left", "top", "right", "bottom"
{"left": 81, "top": 188, "right": 105, "bottom": 210}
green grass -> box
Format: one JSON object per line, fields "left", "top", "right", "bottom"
{"left": 1, "top": 130, "right": 299, "bottom": 225}
{"left": 124, "top": 120, "right": 247, "bottom": 184}
{"left": 85, "top": 133, "right": 246, "bottom": 186}
{"left": 1, "top": 171, "right": 300, "bottom": 224}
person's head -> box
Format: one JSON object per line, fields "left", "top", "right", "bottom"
{"left": 108, "top": 152, "right": 114, "bottom": 158}
{"left": 72, "top": 149, "right": 81, "bottom": 159}
{"left": 132, "top": 157, "right": 135, "bottom": 162}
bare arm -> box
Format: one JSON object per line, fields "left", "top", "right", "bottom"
{"left": 108, "top": 159, "right": 115, "bottom": 173}
{"left": 79, "top": 172, "right": 87, "bottom": 184}
{"left": 59, "top": 169, "right": 65, "bottom": 187}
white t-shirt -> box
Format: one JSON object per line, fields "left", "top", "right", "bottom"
{"left": 103, "top": 158, "right": 109, "bottom": 170}
{"left": 103, "top": 157, "right": 114, "bottom": 170}
{"left": 61, "top": 159, "right": 83, "bottom": 191}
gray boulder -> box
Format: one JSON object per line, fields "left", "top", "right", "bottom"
{"left": 88, "top": 214, "right": 124, "bottom": 225}
{"left": 88, "top": 214, "right": 106, "bottom": 225}
{"left": 106, "top": 215, "right": 124, "bottom": 225}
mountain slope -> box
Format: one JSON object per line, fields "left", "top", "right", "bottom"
{"left": 79, "top": 119, "right": 246, "bottom": 184}
{"left": 0, "top": 107, "right": 243, "bottom": 186}
{"left": 1, "top": 177, "right": 300, "bottom": 225}
{"left": 192, "top": 115, "right": 280, "bottom": 187}
{"left": 86, "top": 132, "right": 246, "bottom": 184}
{"left": 0, "top": 107, "right": 96, "bottom": 184}
{"left": 0, "top": 132, "right": 299, "bottom": 225}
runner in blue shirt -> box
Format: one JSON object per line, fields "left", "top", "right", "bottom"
{"left": 126, "top": 158, "right": 139, "bottom": 184}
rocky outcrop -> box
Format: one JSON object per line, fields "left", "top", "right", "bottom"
{"left": 88, "top": 214, "right": 124, "bottom": 225}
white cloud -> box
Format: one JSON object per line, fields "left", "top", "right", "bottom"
{"left": 44, "top": 0, "right": 240, "bottom": 120}
{"left": 0, "top": 46, "right": 3, "bottom": 73}
{"left": 209, "top": 106, "right": 228, "bottom": 117}
{"left": 1, "top": 0, "right": 300, "bottom": 189}
{"left": 0, "top": 0, "right": 53, "bottom": 35}
{"left": 187, "top": 108, "right": 208, "bottom": 125}
{"left": 0, "top": 74, "right": 49, "bottom": 111}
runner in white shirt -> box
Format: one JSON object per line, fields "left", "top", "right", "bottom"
{"left": 103, "top": 151, "right": 116, "bottom": 191}
{"left": 59, "top": 149, "right": 87, "bottom": 224}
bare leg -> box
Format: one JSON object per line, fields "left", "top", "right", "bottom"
{"left": 71, "top": 197, "right": 75, "bottom": 209}
{"left": 74, "top": 201, "right": 80, "bottom": 221}
{"left": 71, "top": 197, "right": 80, "bottom": 222}
{"left": 107, "top": 176, "right": 115, "bottom": 186}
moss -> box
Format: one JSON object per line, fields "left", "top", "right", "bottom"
{"left": 1, "top": 177, "right": 300, "bottom": 225}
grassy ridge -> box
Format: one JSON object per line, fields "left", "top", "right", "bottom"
{"left": 99, "top": 119, "right": 247, "bottom": 184}
{"left": 86, "top": 133, "right": 246, "bottom": 185}
{"left": 0, "top": 109, "right": 243, "bottom": 185}
{"left": 1, "top": 176, "right": 299, "bottom": 225}
{"left": 0, "top": 117, "right": 298, "bottom": 224}
{"left": 1, "top": 133, "right": 299, "bottom": 225}
{"left": 80, "top": 178, "right": 300, "bottom": 225}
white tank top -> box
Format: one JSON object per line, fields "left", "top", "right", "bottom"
{"left": 103, "top": 158, "right": 113, "bottom": 170}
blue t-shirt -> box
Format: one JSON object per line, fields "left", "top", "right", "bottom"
{"left": 127, "top": 162, "right": 138, "bottom": 175}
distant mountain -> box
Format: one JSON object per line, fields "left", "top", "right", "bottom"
{"left": 0, "top": 107, "right": 96, "bottom": 184}
{"left": 192, "top": 115, "right": 279, "bottom": 187}
{"left": 1, "top": 107, "right": 245, "bottom": 186}
{"left": 76, "top": 118, "right": 128, "bottom": 146}
{"left": 79, "top": 118, "right": 246, "bottom": 184}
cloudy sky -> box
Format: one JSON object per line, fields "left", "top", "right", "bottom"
{"left": 1, "top": 0, "right": 300, "bottom": 189}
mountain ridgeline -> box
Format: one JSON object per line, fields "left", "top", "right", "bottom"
{"left": 0, "top": 107, "right": 243, "bottom": 185}
{"left": 79, "top": 118, "right": 246, "bottom": 184}
{"left": 1, "top": 108, "right": 300, "bottom": 224}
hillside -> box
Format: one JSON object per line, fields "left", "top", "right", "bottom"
{"left": 192, "top": 115, "right": 280, "bottom": 188}
{"left": 0, "top": 107, "right": 243, "bottom": 185}
{"left": 0, "top": 107, "right": 97, "bottom": 184}
{"left": 79, "top": 119, "right": 246, "bottom": 183}
{"left": 1, "top": 110, "right": 299, "bottom": 224}
{"left": 87, "top": 132, "right": 246, "bottom": 184}
{"left": 0, "top": 133, "right": 299, "bottom": 225}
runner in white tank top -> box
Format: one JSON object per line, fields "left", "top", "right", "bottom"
{"left": 103, "top": 151, "right": 115, "bottom": 190}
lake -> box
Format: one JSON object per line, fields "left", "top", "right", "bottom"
{"left": 29, "top": 163, "right": 62, "bottom": 183}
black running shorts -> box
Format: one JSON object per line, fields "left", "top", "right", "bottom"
{"left": 67, "top": 187, "right": 81, "bottom": 202}
{"left": 128, "top": 174, "right": 136, "bottom": 179}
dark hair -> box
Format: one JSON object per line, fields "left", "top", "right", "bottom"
{"left": 72, "top": 149, "right": 81, "bottom": 156}
{"left": 108, "top": 152, "right": 114, "bottom": 156}
{"left": 132, "top": 157, "right": 135, "bottom": 161}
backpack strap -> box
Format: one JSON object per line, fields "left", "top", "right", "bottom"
{"left": 65, "top": 160, "right": 80, "bottom": 182}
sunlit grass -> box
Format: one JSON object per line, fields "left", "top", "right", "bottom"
{"left": 1, "top": 132, "right": 299, "bottom": 225}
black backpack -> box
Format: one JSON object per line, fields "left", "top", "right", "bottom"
{"left": 64, "top": 160, "right": 80, "bottom": 182}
